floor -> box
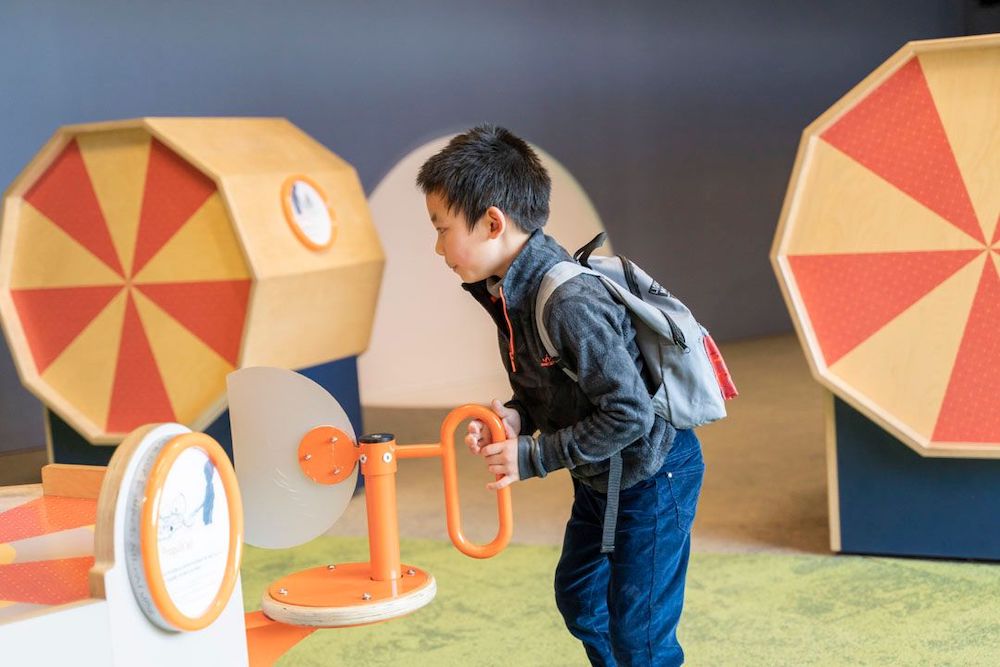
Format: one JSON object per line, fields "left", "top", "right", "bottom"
{"left": 0, "top": 333, "right": 832, "bottom": 555}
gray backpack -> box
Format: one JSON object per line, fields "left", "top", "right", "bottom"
{"left": 535, "top": 233, "right": 737, "bottom": 553}
{"left": 535, "top": 232, "right": 737, "bottom": 430}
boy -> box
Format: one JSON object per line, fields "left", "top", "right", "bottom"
{"left": 417, "top": 125, "right": 705, "bottom": 667}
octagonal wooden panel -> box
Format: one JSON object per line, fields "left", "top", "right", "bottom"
{"left": 0, "top": 118, "right": 384, "bottom": 444}
{"left": 772, "top": 34, "right": 1000, "bottom": 459}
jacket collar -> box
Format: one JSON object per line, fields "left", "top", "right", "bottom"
{"left": 461, "top": 229, "right": 572, "bottom": 313}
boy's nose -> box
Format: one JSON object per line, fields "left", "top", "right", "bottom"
{"left": 435, "top": 238, "right": 444, "bottom": 256}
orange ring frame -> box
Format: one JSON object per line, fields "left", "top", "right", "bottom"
{"left": 140, "top": 432, "right": 244, "bottom": 632}
{"left": 280, "top": 174, "right": 337, "bottom": 251}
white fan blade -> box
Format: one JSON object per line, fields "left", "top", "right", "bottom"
{"left": 227, "top": 367, "right": 358, "bottom": 549}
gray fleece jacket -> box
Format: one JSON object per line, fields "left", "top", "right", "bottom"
{"left": 461, "top": 229, "right": 677, "bottom": 492}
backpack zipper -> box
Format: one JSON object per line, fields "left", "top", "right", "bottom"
{"left": 499, "top": 285, "right": 517, "bottom": 373}
{"left": 619, "top": 255, "right": 687, "bottom": 350}
{"left": 619, "top": 255, "right": 643, "bottom": 300}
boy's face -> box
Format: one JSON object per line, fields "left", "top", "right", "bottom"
{"left": 426, "top": 191, "right": 501, "bottom": 283}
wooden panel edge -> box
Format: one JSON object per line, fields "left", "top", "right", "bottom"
{"left": 824, "top": 390, "right": 842, "bottom": 553}
{"left": 89, "top": 424, "right": 158, "bottom": 600}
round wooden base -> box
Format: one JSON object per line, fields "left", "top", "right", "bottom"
{"left": 260, "top": 562, "right": 436, "bottom": 627}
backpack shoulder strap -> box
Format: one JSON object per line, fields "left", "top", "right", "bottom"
{"left": 534, "top": 261, "right": 601, "bottom": 382}
{"left": 536, "top": 256, "right": 625, "bottom": 555}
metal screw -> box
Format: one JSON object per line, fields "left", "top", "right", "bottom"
{"left": 303, "top": 453, "right": 312, "bottom": 461}
{"left": 330, "top": 436, "right": 339, "bottom": 443}
{"left": 406, "top": 568, "right": 416, "bottom": 576}
{"left": 278, "top": 588, "right": 288, "bottom": 596}
{"left": 333, "top": 466, "right": 342, "bottom": 475}
{"left": 382, "top": 452, "right": 392, "bottom": 463}
{"left": 359, "top": 454, "right": 368, "bottom": 464}
{"left": 327, "top": 564, "right": 336, "bottom": 570}
{"left": 362, "top": 592, "right": 372, "bottom": 601}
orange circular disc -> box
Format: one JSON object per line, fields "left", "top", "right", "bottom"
{"left": 772, "top": 35, "right": 1000, "bottom": 459}
{"left": 261, "top": 562, "right": 435, "bottom": 628}
{"left": 297, "top": 425, "right": 357, "bottom": 485}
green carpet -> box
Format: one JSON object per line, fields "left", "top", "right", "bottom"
{"left": 242, "top": 538, "right": 999, "bottom": 666}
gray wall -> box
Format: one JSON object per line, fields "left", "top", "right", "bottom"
{"left": 0, "top": 1, "right": 966, "bottom": 450}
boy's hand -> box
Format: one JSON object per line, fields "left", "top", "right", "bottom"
{"left": 481, "top": 438, "right": 520, "bottom": 491}
{"left": 465, "top": 399, "right": 521, "bottom": 455}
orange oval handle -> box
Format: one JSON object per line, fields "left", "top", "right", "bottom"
{"left": 439, "top": 404, "right": 514, "bottom": 558}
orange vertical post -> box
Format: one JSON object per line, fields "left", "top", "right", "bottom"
{"left": 359, "top": 434, "right": 401, "bottom": 582}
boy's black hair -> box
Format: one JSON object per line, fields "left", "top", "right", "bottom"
{"left": 416, "top": 124, "right": 551, "bottom": 233}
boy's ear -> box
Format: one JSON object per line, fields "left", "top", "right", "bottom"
{"left": 485, "top": 206, "right": 506, "bottom": 239}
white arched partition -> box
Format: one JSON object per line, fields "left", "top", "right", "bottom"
{"left": 360, "top": 135, "right": 610, "bottom": 407}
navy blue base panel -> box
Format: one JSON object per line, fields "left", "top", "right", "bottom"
{"left": 48, "top": 357, "right": 364, "bottom": 469}
{"left": 47, "top": 409, "right": 116, "bottom": 466}
{"left": 834, "top": 397, "right": 1000, "bottom": 561}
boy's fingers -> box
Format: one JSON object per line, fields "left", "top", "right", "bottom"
{"left": 467, "top": 420, "right": 492, "bottom": 452}
{"left": 487, "top": 475, "right": 516, "bottom": 491}
{"left": 464, "top": 434, "right": 481, "bottom": 453}
{"left": 489, "top": 400, "right": 519, "bottom": 439}
{"left": 480, "top": 442, "right": 504, "bottom": 457}
{"left": 493, "top": 398, "right": 517, "bottom": 419}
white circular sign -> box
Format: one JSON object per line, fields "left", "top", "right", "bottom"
{"left": 286, "top": 179, "right": 333, "bottom": 248}
{"left": 122, "top": 426, "right": 242, "bottom": 632}
{"left": 156, "top": 446, "right": 231, "bottom": 619}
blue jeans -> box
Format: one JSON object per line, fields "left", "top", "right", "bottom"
{"left": 554, "top": 429, "right": 704, "bottom": 666}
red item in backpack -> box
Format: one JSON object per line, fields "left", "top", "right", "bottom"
{"left": 703, "top": 333, "right": 739, "bottom": 400}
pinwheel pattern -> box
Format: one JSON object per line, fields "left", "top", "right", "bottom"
{"left": 774, "top": 42, "right": 1000, "bottom": 455}
{"left": 7, "top": 131, "right": 251, "bottom": 440}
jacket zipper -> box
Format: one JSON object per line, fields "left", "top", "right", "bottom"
{"left": 499, "top": 285, "right": 517, "bottom": 373}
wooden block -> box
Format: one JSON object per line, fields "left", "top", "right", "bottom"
{"left": 41, "top": 464, "right": 107, "bottom": 499}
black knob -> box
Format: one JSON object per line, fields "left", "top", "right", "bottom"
{"left": 360, "top": 433, "right": 395, "bottom": 444}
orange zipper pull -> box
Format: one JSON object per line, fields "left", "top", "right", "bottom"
{"left": 499, "top": 286, "right": 517, "bottom": 373}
